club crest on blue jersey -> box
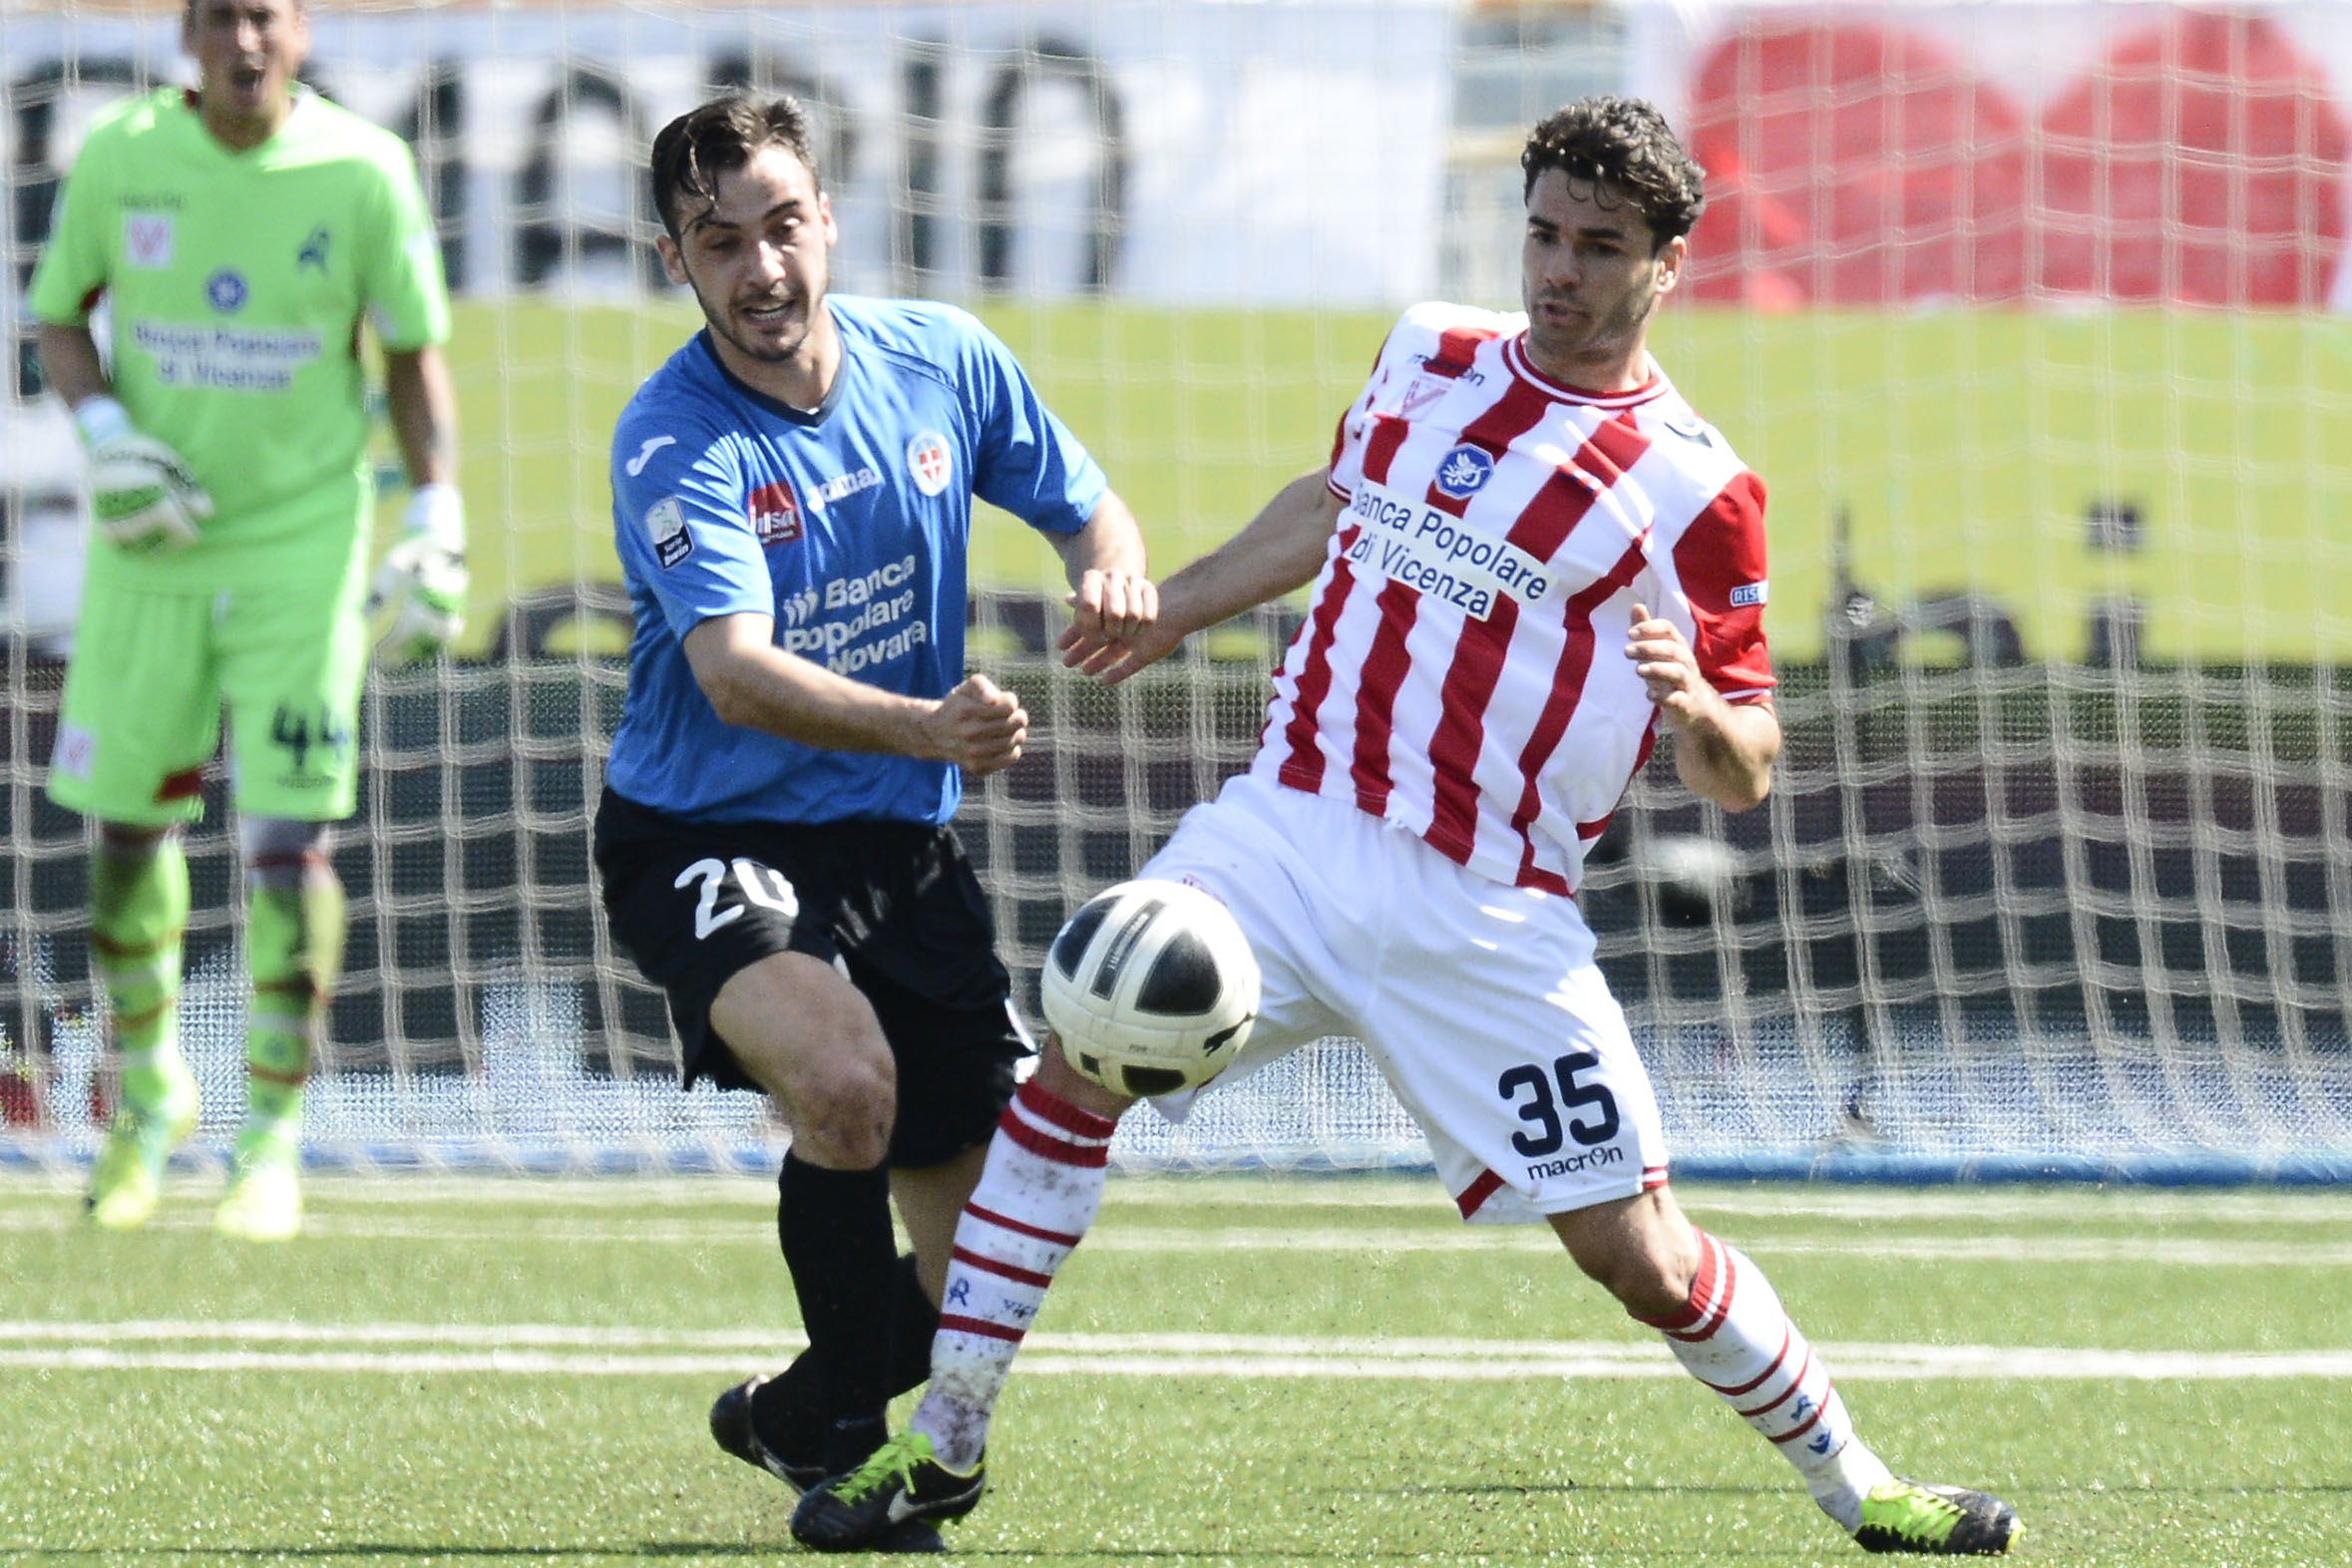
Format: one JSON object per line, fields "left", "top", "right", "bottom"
{"left": 1433, "top": 444, "right": 1495, "bottom": 499}
{"left": 748, "top": 481, "right": 803, "bottom": 547}
{"left": 907, "top": 431, "right": 953, "bottom": 497}
{"left": 204, "top": 267, "right": 248, "bottom": 313}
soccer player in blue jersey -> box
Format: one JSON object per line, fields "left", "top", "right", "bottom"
{"left": 592, "top": 93, "right": 1155, "bottom": 1545}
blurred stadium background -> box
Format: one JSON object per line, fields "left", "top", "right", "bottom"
{"left": 1, "top": 0, "right": 2347, "bottom": 1181}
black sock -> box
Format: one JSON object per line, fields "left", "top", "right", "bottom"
{"left": 772, "top": 1153, "right": 895, "bottom": 1438}
{"left": 753, "top": 1251, "right": 941, "bottom": 1462}
{"left": 883, "top": 1250, "right": 943, "bottom": 1391}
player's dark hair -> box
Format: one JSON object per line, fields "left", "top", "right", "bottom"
{"left": 650, "top": 94, "right": 819, "bottom": 239}
{"left": 183, "top": 0, "right": 307, "bottom": 17}
{"left": 1520, "top": 95, "right": 1706, "bottom": 248}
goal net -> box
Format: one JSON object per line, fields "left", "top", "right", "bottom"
{"left": 2, "top": 0, "right": 2347, "bottom": 1182}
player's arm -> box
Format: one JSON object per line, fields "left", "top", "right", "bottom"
{"left": 1064, "top": 468, "right": 1341, "bottom": 685}
{"left": 1625, "top": 601, "right": 1780, "bottom": 812}
{"left": 1047, "top": 491, "right": 1158, "bottom": 678}
{"left": 683, "top": 612, "right": 1029, "bottom": 779}
{"left": 28, "top": 130, "right": 209, "bottom": 553}
{"left": 36, "top": 321, "right": 107, "bottom": 407}
{"left": 384, "top": 346, "right": 457, "bottom": 490}
{"left": 364, "top": 133, "right": 466, "bottom": 663}
{"left": 367, "top": 347, "right": 466, "bottom": 663}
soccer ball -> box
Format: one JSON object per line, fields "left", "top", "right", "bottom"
{"left": 1039, "top": 879, "right": 1260, "bottom": 1098}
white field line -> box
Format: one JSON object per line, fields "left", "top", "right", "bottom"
{"left": 1078, "top": 1231, "right": 2352, "bottom": 1268}
{"left": 1111, "top": 1183, "right": 2352, "bottom": 1228}
{"left": 2, "top": 1207, "right": 2347, "bottom": 1264}
{"left": 2, "top": 1323, "right": 2349, "bottom": 1379}
{"left": 7, "top": 1172, "right": 2352, "bottom": 1226}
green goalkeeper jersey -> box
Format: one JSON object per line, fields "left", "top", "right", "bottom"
{"left": 28, "top": 86, "right": 451, "bottom": 589}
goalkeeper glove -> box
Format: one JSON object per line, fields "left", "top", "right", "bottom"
{"left": 368, "top": 483, "right": 469, "bottom": 665}
{"left": 75, "top": 396, "right": 213, "bottom": 555}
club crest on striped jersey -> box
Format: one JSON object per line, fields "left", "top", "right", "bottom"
{"left": 1434, "top": 445, "right": 1495, "bottom": 499}
{"left": 1396, "top": 374, "right": 1452, "bottom": 419}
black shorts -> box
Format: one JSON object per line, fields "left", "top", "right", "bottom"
{"left": 591, "top": 787, "right": 1028, "bottom": 1168}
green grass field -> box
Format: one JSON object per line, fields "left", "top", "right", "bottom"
{"left": 422, "top": 300, "right": 2352, "bottom": 664}
{"left": 7, "top": 1171, "right": 2352, "bottom": 1565}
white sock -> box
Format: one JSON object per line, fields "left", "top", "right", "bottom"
{"left": 910, "top": 1079, "right": 1117, "bottom": 1471}
{"left": 1804, "top": 1436, "right": 1895, "bottom": 1531}
{"left": 1635, "top": 1228, "right": 1886, "bottom": 1530}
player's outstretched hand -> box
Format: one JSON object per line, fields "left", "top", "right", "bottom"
{"left": 932, "top": 672, "right": 1028, "bottom": 779}
{"left": 1626, "top": 600, "right": 1717, "bottom": 729}
{"left": 77, "top": 398, "right": 212, "bottom": 555}
{"left": 1058, "top": 568, "right": 1171, "bottom": 683}
{"left": 368, "top": 484, "right": 469, "bottom": 665}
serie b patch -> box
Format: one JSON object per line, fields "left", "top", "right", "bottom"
{"left": 643, "top": 497, "right": 692, "bottom": 568}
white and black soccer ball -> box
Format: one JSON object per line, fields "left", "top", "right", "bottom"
{"left": 1040, "top": 879, "right": 1260, "bottom": 1098}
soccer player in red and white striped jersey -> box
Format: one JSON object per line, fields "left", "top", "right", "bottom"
{"left": 1270, "top": 290, "right": 1773, "bottom": 896}
{"left": 794, "top": 97, "right": 2020, "bottom": 1558}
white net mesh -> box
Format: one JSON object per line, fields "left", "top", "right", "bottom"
{"left": 2, "top": 1, "right": 2348, "bottom": 1179}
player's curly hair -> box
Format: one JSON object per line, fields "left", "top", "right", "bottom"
{"left": 1520, "top": 96, "right": 1706, "bottom": 248}
{"left": 651, "top": 94, "right": 819, "bottom": 239}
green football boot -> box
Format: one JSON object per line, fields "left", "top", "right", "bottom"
{"left": 1854, "top": 1478, "right": 2022, "bottom": 1555}
{"left": 86, "top": 1064, "right": 199, "bottom": 1231}
{"left": 791, "top": 1429, "right": 981, "bottom": 1553}
{"left": 214, "top": 1133, "right": 303, "bottom": 1242}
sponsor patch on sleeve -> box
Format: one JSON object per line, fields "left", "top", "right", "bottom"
{"left": 1729, "top": 580, "right": 1767, "bottom": 607}
{"left": 644, "top": 496, "right": 692, "bottom": 568}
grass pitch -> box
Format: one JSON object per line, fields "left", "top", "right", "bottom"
{"left": 425, "top": 300, "right": 2352, "bottom": 664}
{"left": 5, "top": 1171, "right": 2351, "bottom": 1565}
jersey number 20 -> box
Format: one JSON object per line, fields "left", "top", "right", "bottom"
{"left": 675, "top": 857, "right": 800, "bottom": 941}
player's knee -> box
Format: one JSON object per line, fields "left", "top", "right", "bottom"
{"left": 1597, "top": 1249, "right": 1698, "bottom": 1320}
{"left": 97, "top": 820, "right": 176, "bottom": 863}
{"left": 1032, "top": 1038, "right": 1136, "bottom": 1119}
{"left": 1554, "top": 1199, "right": 1700, "bottom": 1318}
{"left": 783, "top": 1046, "right": 897, "bottom": 1168}
{"left": 240, "top": 816, "right": 336, "bottom": 891}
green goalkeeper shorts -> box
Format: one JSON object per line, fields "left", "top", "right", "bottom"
{"left": 48, "top": 571, "right": 369, "bottom": 826}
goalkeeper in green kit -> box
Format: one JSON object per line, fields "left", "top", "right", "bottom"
{"left": 27, "top": 0, "right": 463, "bottom": 1240}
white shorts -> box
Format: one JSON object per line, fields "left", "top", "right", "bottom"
{"left": 1138, "top": 772, "right": 1669, "bottom": 1224}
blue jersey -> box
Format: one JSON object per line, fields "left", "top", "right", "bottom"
{"left": 605, "top": 297, "right": 1108, "bottom": 825}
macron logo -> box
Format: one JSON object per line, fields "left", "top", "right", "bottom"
{"left": 624, "top": 435, "right": 676, "bottom": 477}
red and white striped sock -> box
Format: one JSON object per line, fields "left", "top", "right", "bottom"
{"left": 911, "top": 1078, "right": 1118, "bottom": 1471}
{"left": 1634, "top": 1228, "right": 1890, "bottom": 1530}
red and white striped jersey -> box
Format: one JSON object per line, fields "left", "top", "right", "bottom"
{"left": 1252, "top": 300, "right": 1774, "bottom": 896}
